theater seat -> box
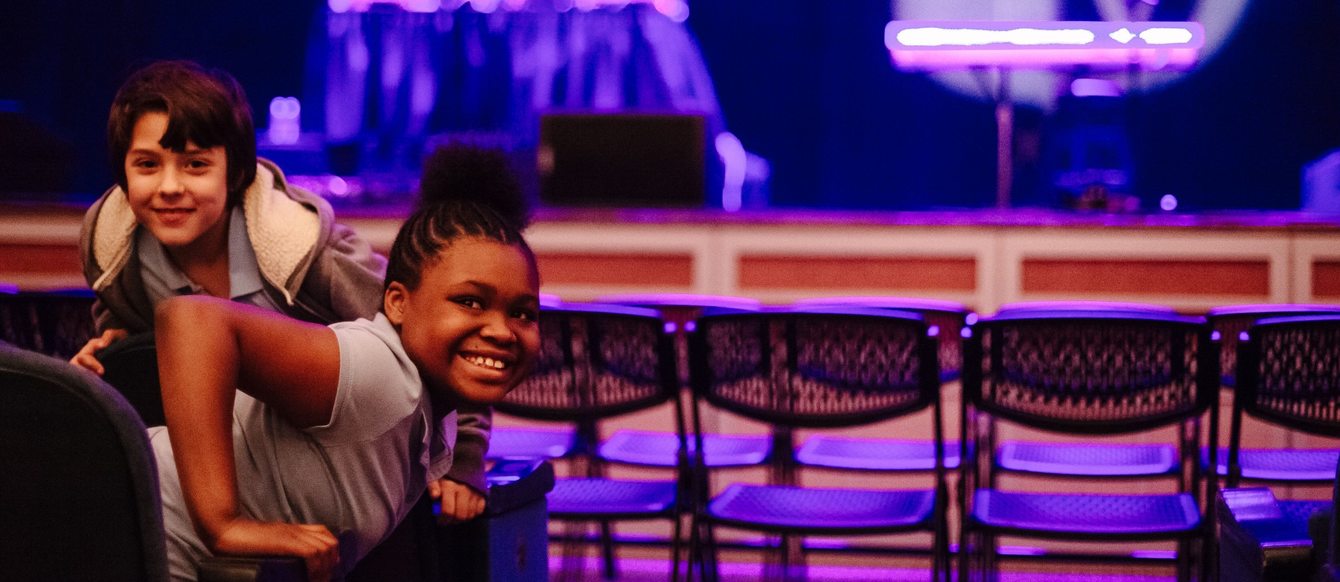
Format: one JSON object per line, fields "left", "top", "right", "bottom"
{"left": 0, "top": 340, "right": 311, "bottom": 581}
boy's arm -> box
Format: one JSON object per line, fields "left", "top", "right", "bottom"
{"left": 156, "top": 296, "right": 342, "bottom": 578}
{"left": 433, "top": 405, "right": 493, "bottom": 522}
{"left": 321, "top": 223, "right": 389, "bottom": 321}
{"left": 445, "top": 404, "right": 493, "bottom": 493}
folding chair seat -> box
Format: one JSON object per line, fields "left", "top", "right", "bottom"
{"left": 688, "top": 307, "right": 949, "bottom": 582}
{"left": 788, "top": 297, "right": 972, "bottom": 473}
{"left": 1206, "top": 305, "right": 1340, "bottom": 480}
{"left": 959, "top": 309, "right": 1218, "bottom": 582}
{"left": 1227, "top": 315, "right": 1340, "bottom": 489}
{"left": 495, "top": 303, "right": 688, "bottom": 580}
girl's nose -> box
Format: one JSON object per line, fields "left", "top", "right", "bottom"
{"left": 481, "top": 312, "right": 517, "bottom": 344}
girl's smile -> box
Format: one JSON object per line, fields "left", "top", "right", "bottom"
{"left": 385, "top": 237, "right": 541, "bottom": 406}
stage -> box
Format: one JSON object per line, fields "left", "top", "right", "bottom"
{"left": 6, "top": 201, "right": 1339, "bottom": 312}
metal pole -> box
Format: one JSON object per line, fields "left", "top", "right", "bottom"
{"left": 995, "top": 68, "right": 1013, "bottom": 209}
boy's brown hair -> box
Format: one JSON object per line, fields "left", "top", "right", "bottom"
{"left": 107, "top": 60, "right": 256, "bottom": 206}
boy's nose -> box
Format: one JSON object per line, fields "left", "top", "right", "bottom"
{"left": 158, "top": 168, "right": 183, "bottom": 196}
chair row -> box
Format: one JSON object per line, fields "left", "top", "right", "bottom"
{"left": 4, "top": 284, "right": 1337, "bottom": 580}
{"left": 494, "top": 295, "right": 1340, "bottom": 582}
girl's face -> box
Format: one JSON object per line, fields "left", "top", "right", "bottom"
{"left": 385, "top": 237, "right": 541, "bottom": 406}
{"left": 124, "top": 111, "right": 230, "bottom": 257}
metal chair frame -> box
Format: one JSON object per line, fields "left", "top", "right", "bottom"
{"left": 1227, "top": 314, "right": 1340, "bottom": 489}
{"left": 494, "top": 303, "right": 689, "bottom": 580}
{"left": 687, "top": 307, "right": 949, "bottom": 582}
{"left": 959, "top": 309, "right": 1220, "bottom": 582}
{"left": 1206, "top": 305, "right": 1340, "bottom": 482}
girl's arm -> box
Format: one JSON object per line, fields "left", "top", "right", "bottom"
{"left": 155, "top": 295, "right": 342, "bottom": 579}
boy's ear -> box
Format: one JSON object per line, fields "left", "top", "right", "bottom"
{"left": 384, "top": 282, "right": 408, "bottom": 325}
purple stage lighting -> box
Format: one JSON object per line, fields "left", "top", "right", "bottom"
{"left": 885, "top": 21, "right": 1204, "bottom": 70}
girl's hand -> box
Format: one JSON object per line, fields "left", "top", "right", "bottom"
{"left": 210, "top": 519, "right": 340, "bottom": 582}
{"left": 69, "top": 328, "right": 128, "bottom": 375}
{"left": 430, "top": 478, "right": 486, "bottom": 524}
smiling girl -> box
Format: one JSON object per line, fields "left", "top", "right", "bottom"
{"left": 151, "top": 144, "right": 541, "bottom": 580}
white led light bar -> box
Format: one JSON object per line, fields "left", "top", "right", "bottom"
{"left": 885, "top": 21, "right": 1204, "bottom": 70}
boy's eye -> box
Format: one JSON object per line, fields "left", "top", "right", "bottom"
{"left": 133, "top": 159, "right": 158, "bottom": 169}
{"left": 186, "top": 159, "right": 211, "bottom": 170}
{"left": 512, "top": 308, "right": 539, "bottom": 322}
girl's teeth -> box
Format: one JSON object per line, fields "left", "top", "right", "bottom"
{"left": 468, "top": 356, "right": 505, "bottom": 370}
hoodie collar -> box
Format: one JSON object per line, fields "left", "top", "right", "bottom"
{"left": 91, "top": 162, "right": 321, "bottom": 305}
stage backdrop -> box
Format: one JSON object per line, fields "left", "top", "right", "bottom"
{"left": 2, "top": 0, "right": 1338, "bottom": 210}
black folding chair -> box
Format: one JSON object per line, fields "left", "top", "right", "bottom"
{"left": 687, "top": 307, "right": 948, "bottom": 582}
{"left": 1227, "top": 314, "right": 1340, "bottom": 488}
{"left": 496, "top": 303, "right": 688, "bottom": 581}
{"left": 1209, "top": 306, "right": 1340, "bottom": 482}
{"left": 959, "top": 309, "right": 1219, "bottom": 582}
{"left": 788, "top": 297, "right": 973, "bottom": 474}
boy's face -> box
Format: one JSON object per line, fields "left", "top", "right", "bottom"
{"left": 124, "top": 111, "right": 230, "bottom": 255}
{"left": 384, "top": 238, "right": 541, "bottom": 406}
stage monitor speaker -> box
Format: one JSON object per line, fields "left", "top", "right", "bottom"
{"left": 538, "top": 112, "right": 706, "bottom": 208}
{"left": 1303, "top": 149, "right": 1340, "bottom": 214}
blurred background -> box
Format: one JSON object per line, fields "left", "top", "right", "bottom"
{"left": 3, "top": 0, "right": 1340, "bottom": 212}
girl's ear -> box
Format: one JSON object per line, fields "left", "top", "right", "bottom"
{"left": 384, "top": 282, "right": 408, "bottom": 325}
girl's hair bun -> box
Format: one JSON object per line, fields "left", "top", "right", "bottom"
{"left": 419, "top": 143, "right": 531, "bottom": 229}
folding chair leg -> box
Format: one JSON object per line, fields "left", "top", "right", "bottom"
{"left": 958, "top": 524, "right": 973, "bottom": 582}
{"left": 558, "top": 521, "right": 587, "bottom": 582}
{"left": 1174, "top": 539, "right": 1187, "bottom": 582}
{"left": 704, "top": 521, "right": 720, "bottom": 582}
{"left": 599, "top": 521, "right": 617, "bottom": 579}
{"left": 671, "top": 514, "right": 684, "bottom": 582}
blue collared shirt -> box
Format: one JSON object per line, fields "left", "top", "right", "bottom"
{"left": 137, "top": 206, "right": 282, "bottom": 313}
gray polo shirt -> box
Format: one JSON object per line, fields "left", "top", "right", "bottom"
{"left": 151, "top": 314, "right": 457, "bottom": 580}
{"left": 137, "top": 206, "right": 281, "bottom": 313}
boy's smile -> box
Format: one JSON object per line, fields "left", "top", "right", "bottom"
{"left": 124, "top": 111, "right": 230, "bottom": 258}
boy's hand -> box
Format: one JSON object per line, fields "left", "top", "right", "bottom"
{"left": 211, "top": 519, "right": 340, "bottom": 582}
{"left": 430, "top": 478, "right": 485, "bottom": 524}
{"left": 69, "top": 328, "right": 128, "bottom": 376}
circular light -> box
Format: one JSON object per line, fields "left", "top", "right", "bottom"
{"left": 1159, "top": 194, "right": 1178, "bottom": 211}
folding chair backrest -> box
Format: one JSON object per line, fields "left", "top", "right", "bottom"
{"left": 0, "top": 289, "right": 96, "bottom": 360}
{"left": 690, "top": 308, "right": 940, "bottom": 429}
{"left": 1208, "top": 305, "right": 1340, "bottom": 388}
{"left": 97, "top": 332, "right": 165, "bottom": 427}
{"left": 1237, "top": 315, "right": 1340, "bottom": 438}
{"left": 966, "top": 310, "right": 1217, "bottom": 434}
{"left": 790, "top": 297, "right": 972, "bottom": 382}
{"left": 496, "top": 303, "right": 678, "bottom": 423}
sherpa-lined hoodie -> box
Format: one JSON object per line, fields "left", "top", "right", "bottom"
{"left": 78, "top": 159, "right": 491, "bottom": 491}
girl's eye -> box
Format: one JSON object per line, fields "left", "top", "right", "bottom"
{"left": 133, "top": 159, "right": 158, "bottom": 169}
{"left": 186, "top": 159, "right": 211, "bottom": 170}
{"left": 454, "top": 297, "right": 484, "bottom": 310}
{"left": 513, "top": 308, "right": 539, "bottom": 322}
